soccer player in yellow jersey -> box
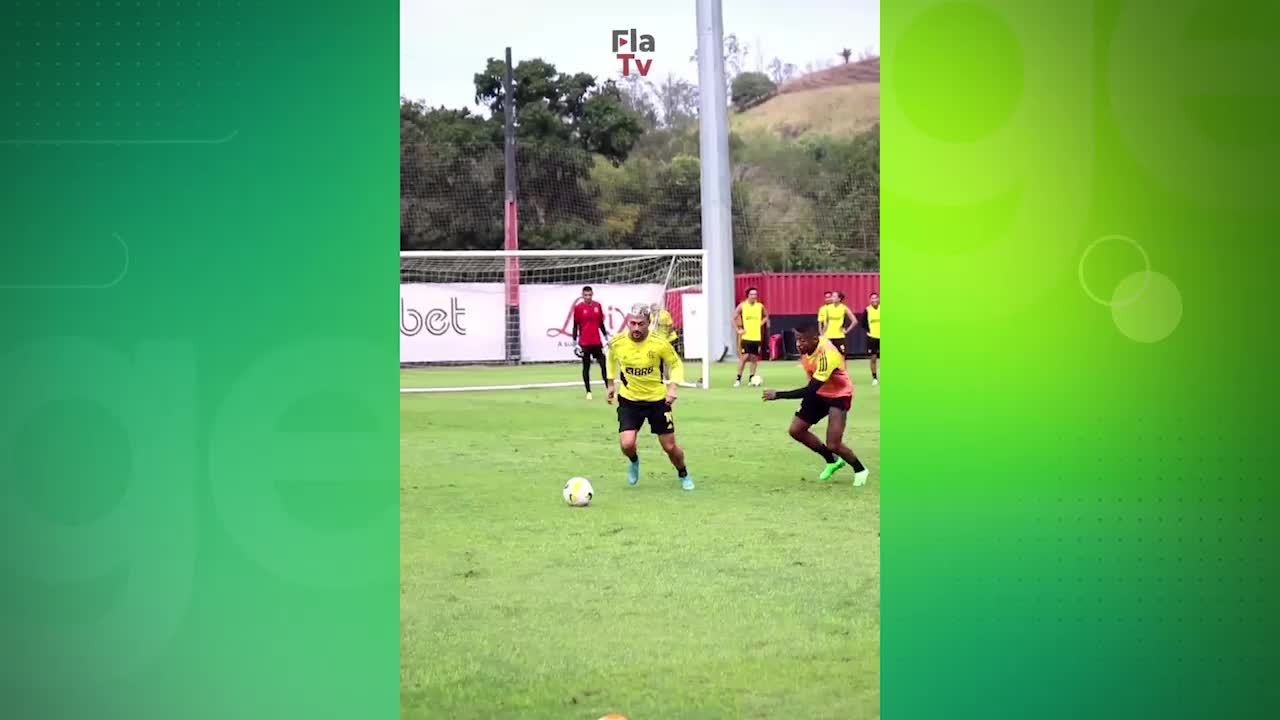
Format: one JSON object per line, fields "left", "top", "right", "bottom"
{"left": 817, "top": 290, "right": 857, "bottom": 355}
{"left": 733, "top": 286, "right": 768, "bottom": 387}
{"left": 607, "top": 311, "right": 695, "bottom": 491}
{"left": 762, "top": 324, "right": 870, "bottom": 486}
{"left": 865, "top": 292, "right": 880, "bottom": 385}
{"left": 649, "top": 303, "right": 678, "bottom": 344}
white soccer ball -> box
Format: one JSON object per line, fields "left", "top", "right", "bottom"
{"left": 563, "top": 476, "right": 594, "bottom": 507}
{"left": 750, "top": 374, "right": 763, "bottom": 386}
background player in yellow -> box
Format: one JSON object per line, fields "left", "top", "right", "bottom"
{"left": 864, "top": 292, "right": 880, "bottom": 386}
{"left": 817, "top": 290, "right": 857, "bottom": 355}
{"left": 648, "top": 302, "right": 679, "bottom": 379}
{"left": 607, "top": 311, "right": 695, "bottom": 491}
{"left": 733, "top": 286, "right": 768, "bottom": 387}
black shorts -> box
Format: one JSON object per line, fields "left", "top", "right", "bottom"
{"left": 829, "top": 338, "right": 847, "bottom": 355}
{"left": 580, "top": 345, "right": 606, "bottom": 363}
{"left": 867, "top": 337, "right": 880, "bottom": 355}
{"left": 617, "top": 396, "right": 675, "bottom": 436}
{"left": 741, "top": 340, "right": 761, "bottom": 356}
{"left": 795, "top": 393, "right": 851, "bottom": 426}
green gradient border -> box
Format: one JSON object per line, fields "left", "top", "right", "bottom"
{"left": 0, "top": 2, "right": 399, "bottom": 718}
{"left": 884, "top": 0, "right": 1280, "bottom": 718}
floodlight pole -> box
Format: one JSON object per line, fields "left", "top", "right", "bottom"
{"left": 696, "top": 0, "right": 736, "bottom": 362}
{"left": 503, "top": 46, "right": 521, "bottom": 362}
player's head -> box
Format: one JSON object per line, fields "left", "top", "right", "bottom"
{"left": 581, "top": 286, "right": 593, "bottom": 301}
{"left": 627, "top": 310, "right": 651, "bottom": 340}
{"left": 746, "top": 287, "right": 759, "bottom": 302}
{"left": 649, "top": 302, "right": 662, "bottom": 314}
{"left": 870, "top": 292, "right": 879, "bottom": 308}
{"left": 795, "top": 324, "right": 821, "bottom": 354}
{"left": 823, "top": 291, "right": 834, "bottom": 304}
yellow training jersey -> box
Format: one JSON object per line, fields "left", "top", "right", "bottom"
{"left": 866, "top": 304, "right": 880, "bottom": 339}
{"left": 739, "top": 301, "right": 765, "bottom": 342}
{"left": 654, "top": 308, "right": 677, "bottom": 342}
{"left": 818, "top": 303, "right": 850, "bottom": 339}
{"left": 608, "top": 333, "right": 684, "bottom": 402}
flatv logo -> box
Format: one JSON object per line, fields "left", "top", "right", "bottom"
{"left": 612, "top": 28, "right": 655, "bottom": 77}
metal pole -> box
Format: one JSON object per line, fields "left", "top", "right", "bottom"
{"left": 696, "top": 0, "right": 735, "bottom": 364}
{"left": 503, "top": 46, "right": 521, "bottom": 362}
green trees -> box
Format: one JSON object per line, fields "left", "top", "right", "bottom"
{"left": 730, "top": 72, "right": 777, "bottom": 111}
{"left": 401, "top": 56, "right": 880, "bottom": 271}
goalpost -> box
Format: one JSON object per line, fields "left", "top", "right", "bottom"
{"left": 400, "top": 248, "right": 711, "bottom": 393}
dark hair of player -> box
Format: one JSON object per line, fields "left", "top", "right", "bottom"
{"left": 795, "top": 323, "right": 819, "bottom": 336}
{"left": 746, "top": 286, "right": 758, "bottom": 296}
{"left": 582, "top": 286, "right": 593, "bottom": 293}
{"left": 837, "top": 291, "right": 846, "bottom": 301}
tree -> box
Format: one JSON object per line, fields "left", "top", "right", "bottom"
{"left": 652, "top": 74, "right": 698, "bottom": 129}
{"left": 840, "top": 48, "right": 853, "bottom": 64}
{"left": 730, "top": 72, "right": 776, "bottom": 111}
{"left": 472, "top": 57, "right": 644, "bottom": 164}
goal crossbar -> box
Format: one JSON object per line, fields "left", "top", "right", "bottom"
{"left": 400, "top": 249, "right": 712, "bottom": 393}
{"left": 401, "top": 249, "right": 705, "bottom": 259}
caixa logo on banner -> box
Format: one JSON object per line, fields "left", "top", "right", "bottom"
{"left": 401, "top": 297, "right": 468, "bottom": 337}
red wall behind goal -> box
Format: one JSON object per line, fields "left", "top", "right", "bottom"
{"left": 665, "top": 273, "right": 881, "bottom": 327}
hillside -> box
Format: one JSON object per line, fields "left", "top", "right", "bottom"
{"left": 731, "top": 57, "right": 880, "bottom": 140}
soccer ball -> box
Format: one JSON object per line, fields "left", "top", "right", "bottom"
{"left": 749, "top": 374, "right": 763, "bottom": 386}
{"left": 563, "top": 476, "right": 594, "bottom": 507}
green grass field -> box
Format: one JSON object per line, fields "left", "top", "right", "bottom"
{"left": 401, "top": 361, "right": 880, "bottom": 720}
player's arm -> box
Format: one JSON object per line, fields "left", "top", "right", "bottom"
{"left": 765, "top": 346, "right": 835, "bottom": 401}
{"left": 599, "top": 307, "right": 610, "bottom": 340}
{"left": 733, "top": 303, "right": 745, "bottom": 335}
{"left": 762, "top": 306, "right": 770, "bottom": 333}
{"left": 843, "top": 307, "right": 857, "bottom": 334}
{"left": 817, "top": 307, "right": 828, "bottom": 335}
{"left": 605, "top": 338, "right": 619, "bottom": 401}
{"left": 660, "top": 342, "right": 684, "bottom": 404}
{"left": 571, "top": 313, "right": 580, "bottom": 342}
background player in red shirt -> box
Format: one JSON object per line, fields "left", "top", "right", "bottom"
{"left": 572, "top": 285, "right": 611, "bottom": 399}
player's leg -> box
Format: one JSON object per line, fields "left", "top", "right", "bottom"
{"left": 592, "top": 348, "right": 609, "bottom": 387}
{"left": 652, "top": 405, "right": 693, "bottom": 490}
{"left": 747, "top": 351, "right": 759, "bottom": 382}
{"left": 581, "top": 350, "right": 594, "bottom": 397}
{"left": 824, "top": 403, "right": 869, "bottom": 486}
{"left": 789, "top": 403, "right": 843, "bottom": 481}
{"left": 617, "top": 399, "right": 645, "bottom": 486}
{"left": 735, "top": 345, "right": 748, "bottom": 386}
{"left": 869, "top": 339, "right": 880, "bottom": 384}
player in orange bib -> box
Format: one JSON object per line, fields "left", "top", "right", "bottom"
{"left": 762, "top": 324, "right": 870, "bottom": 486}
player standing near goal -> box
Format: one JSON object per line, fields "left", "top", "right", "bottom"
{"left": 762, "top": 324, "right": 870, "bottom": 486}
{"left": 818, "top": 290, "right": 857, "bottom": 356}
{"left": 864, "top": 292, "right": 881, "bottom": 385}
{"left": 606, "top": 311, "right": 695, "bottom": 491}
{"left": 734, "top": 287, "right": 768, "bottom": 387}
{"left": 572, "top": 286, "right": 610, "bottom": 400}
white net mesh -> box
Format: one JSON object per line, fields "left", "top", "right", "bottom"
{"left": 400, "top": 251, "right": 707, "bottom": 391}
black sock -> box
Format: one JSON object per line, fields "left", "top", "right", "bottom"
{"left": 818, "top": 448, "right": 836, "bottom": 463}
{"left": 850, "top": 456, "right": 866, "bottom": 473}
{"left": 582, "top": 357, "right": 592, "bottom": 392}
{"left": 736, "top": 374, "right": 742, "bottom": 381}
{"left": 677, "top": 466, "right": 688, "bottom": 478}
{"left": 624, "top": 449, "right": 638, "bottom": 463}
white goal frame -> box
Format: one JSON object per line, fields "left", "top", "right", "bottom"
{"left": 400, "top": 248, "right": 712, "bottom": 394}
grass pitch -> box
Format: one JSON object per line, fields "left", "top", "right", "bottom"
{"left": 401, "top": 362, "right": 880, "bottom": 720}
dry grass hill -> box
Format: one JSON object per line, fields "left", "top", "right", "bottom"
{"left": 731, "top": 56, "right": 880, "bottom": 139}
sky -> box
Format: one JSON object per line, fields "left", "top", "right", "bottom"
{"left": 400, "top": 0, "right": 879, "bottom": 113}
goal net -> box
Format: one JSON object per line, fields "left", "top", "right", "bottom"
{"left": 400, "top": 249, "right": 710, "bottom": 393}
